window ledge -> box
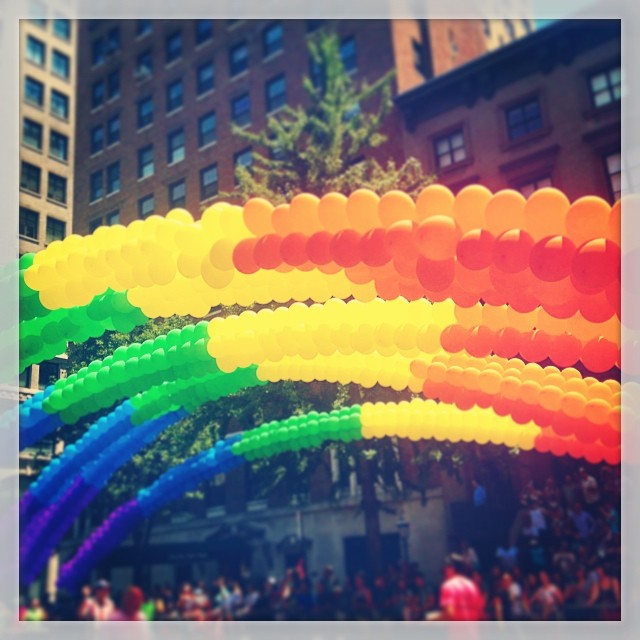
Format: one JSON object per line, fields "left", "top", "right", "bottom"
{"left": 106, "top": 95, "right": 121, "bottom": 105}
{"left": 500, "top": 124, "right": 553, "bottom": 153}
{"left": 230, "top": 69, "right": 249, "bottom": 82}
{"left": 165, "top": 58, "right": 183, "bottom": 71}
{"left": 20, "top": 187, "right": 42, "bottom": 198}
{"left": 266, "top": 105, "right": 287, "bottom": 117}
{"left": 24, "top": 101, "right": 44, "bottom": 111}
{"left": 47, "top": 198, "right": 68, "bottom": 208}
{"left": 48, "top": 155, "right": 69, "bottom": 165}
{"left": 137, "top": 123, "right": 153, "bottom": 133}
{"left": 21, "top": 143, "right": 43, "bottom": 154}
{"left": 234, "top": 121, "right": 252, "bottom": 130}
{"left": 262, "top": 49, "right": 283, "bottom": 64}
{"left": 19, "top": 234, "right": 40, "bottom": 244}
{"left": 198, "top": 141, "right": 217, "bottom": 152}
{"left": 166, "top": 106, "right": 184, "bottom": 118}
{"left": 227, "top": 21, "right": 244, "bottom": 31}
{"left": 105, "top": 190, "right": 120, "bottom": 198}
{"left": 90, "top": 150, "right": 104, "bottom": 159}
{"left": 167, "top": 159, "right": 185, "bottom": 168}
{"left": 137, "top": 175, "right": 154, "bottom": 183}
{"left": 582, "top": 101, "right": 621, "bottom": 121}
{"left": 200, "top": 194, "right": 219, "bottom": 206}
{"left": 196, "top": 89, "right": 215, "bottom": 101}
{"left": 90, "top": 104, "right": 104, "bottom": 114}
{"left": 89, "top": 197, "right": 103, "bottom": 205}
{"left": 50, "top": 113, "right": 70, "bottom": 124}
{"left": 195, "top": 39, "right": 213, "bottom": 51}
{"left": 106, "top": 141, "right": 120, "bottom": 150}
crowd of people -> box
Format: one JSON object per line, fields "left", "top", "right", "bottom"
{"left": 21, "top": 465, "right": 621, "bottom": 622}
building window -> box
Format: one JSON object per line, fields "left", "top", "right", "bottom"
{"left": 106, "top": 114, "right": 120, "bottom": 146}
{"left": 22, "top": 118, "right": 43, "bottom": 150}
{"left": 605, "top": 152, "right": 623, "bottom": 201}
{"left": 167, "top": 128, "right": 185, "bottom": 164}
{"left": 92, "top": 37, "right": 105, "bottom": 66}
{"left": 91, "top": 80, "right": 105, "bottom": 108}
{"left": 518, "top": 176, "right": 552, "bottom": 198}
{"left": 138, "top": 144, "right": 154, "bottom": 179}
{"left": 19, "top": 207, "right": 39, "bottom": 240}
{"left": 50, "top": 90, "right": 69, "bottom": 119}
{"left": 448, "top": 29, "right": 459, "bottom": 56}
{"left": 26, "top": 36, "right": 46, "bottom": 66}
{"left": 53, "top": 18, "right": 71, "bottom": 40}
{"left": 29, "top": 17, "right": 47, "bottom": 27}
{"left": 90, "top": 125, "right": 104, "bottom": 154}
{"left": 504, "top": 19, "right": 515, "bottom": 40}
{"left": 137, "top": 96, "right": 153, "bottom": 128}
{"left": 47, "top": 172, "right": 67, "bottom": 203}
{"left": 25, "top": 76, "right": 44, "bottom": 106}
{"left": 107, "top": 69, "right": 120, "bottom": 99}
{"left": 227, "top": 19, "right": 242, "bottom": 28}
{"left": 45, "top": 218, "right": 66, "bottom": 244}
{"left": 412, "top": 39, "right": 425, "bottom": 75}
{"left": 20, "top": 162, "right": 41, "bottom": 194}
{"left": 196, "top": 60, "right": 215, "bottom": 95}
{"left": 49, "top": 130, "right": 68, "bottom": 161}
{"left": 136, "top": 49, "right": 153, "bottom": 78}
{"left": 198, "top": 111, "right": 216, "bottom": 147}
{"left": 340, "top": 36, "right": 357, "bottom": 72}
{"left": 522, "top": 19, "right": 532, "bottom": 34}
{"left": 434, "top": 129, "right": 466, "bottom": 168}
{"left": 482, "top": 19, "right": 491, "bottom": 37}
{"left": 166, "top": 78, "right": 184, "bottom": 112}
{"left": 137, "top": 19, "right": 152, "bottom": 37}
{"left": 234, "top": 148, "right": 252, "bottom": 184}
{"left": 200, "top": 164, "right": 219, "bottom": 200}
{"left": 166, "top": 31, "right": 182, "bottom": 64}
{"left": 263, "top": 23, "right": 283, "bottom": 57}
{"left": 195, "top": 19, "right": 213, "bottom": 44}
{"left": 505, "top": 97, "right": 542, "bottom": 141}
{"left": 231, "top": 93, "right": 251, "bottom": 126}
{"left": 52, "top": 50, "right": 70, "bottom": 78}
{"left": 589, "top": 65, "right": 621, "bottom": 108}
{"left": 168, "top": 179, "right": 186, "bottom": 208}
{"left": 90, "top": 170, "right": 103, "bottom": 201}
{"left": 307, "top": 19, "right": 325, "bottom": 33}
{"left": 138, "top": 193, "right": 154, "bottom": 218}
{"left": 106, "top": 162, "right": 120, "bottom": 194}
{"left": 107, "top": 26, "right": 120, "bottom": 53}
{"left": 106, "top": 210, "right": 120, "bottom": 225}
{"left": 266, "top": 74, "right": 286, "bottom": 113}
{"left": 229, "top": 41, "right": 248, "bottom": 77}
{"left": 89, "top": 217, "right": 102, "bottom": 232}
{"left": 19, "top": 365, "right": 32, "bottom": 389}
{"left": 38, "top": 361, "right": 61, "bottom": 389}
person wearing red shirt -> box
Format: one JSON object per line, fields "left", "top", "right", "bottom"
{"left": 437, "top": 555, "right": 486, "bottom": 621}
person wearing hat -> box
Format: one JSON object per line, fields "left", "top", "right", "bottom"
{"left": 433, "top": 554, "right": 485, "bottom": 621}
{"left": 80, "top": 579, "right": 115, "bottom": 621}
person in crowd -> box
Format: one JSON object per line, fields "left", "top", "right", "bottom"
{"left": 459, "top": 539, "right": 480, "bottom": 572}
{"left": 436, "top": 555, "right": 485, "bottom": 621}
{"left": 552, "top": 540, "right": 577, "bottom": 581}
{"left": 578, "top": 467, "right": 600, "bottom": 512}
{"left": 570, "top": 502, "right": 596, "bottom": 541}
{"left": 561, "top": 473, "right": 581, "bottom": 507}
{"left": 587, "top": 564, "right": 621, "bottom": 620}
{"left": 531, "top": 570, "right": 564, "bottom": 620}
{"left": 472, "top": 479, "right": 487, "bottom": 509}
{"left": 23, "top": 597, "right": 47, "bottom": 621}
{"left": 109, "top": 586, "right": 147, "bottom": 621}
{"left": 495, "top": 538, "right": 519, "bottom": 571}
{"left": 350, "top": 572, "right": 374, "bottom": 620}
{"left": 564, "top": 566, "right": 594, "bottom": 621}
{"left": 78, "top": 579, "right": 115, "bottom": 621}
{"left": 493, "top": 572, "right": 526, "bottom": 621}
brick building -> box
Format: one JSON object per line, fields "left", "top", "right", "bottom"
{"left": 396, "top": 19, "right": 622, "bottom": 203}
{"left": 72, "top": 18, "right": 534, "bottom": 234}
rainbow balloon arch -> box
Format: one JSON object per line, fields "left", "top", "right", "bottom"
{"left": 15, "top": 184, "right": 621, "bottom": 590}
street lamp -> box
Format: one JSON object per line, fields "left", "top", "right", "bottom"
{"left": 397, "top": 518, "right": 410, "bottom": 565}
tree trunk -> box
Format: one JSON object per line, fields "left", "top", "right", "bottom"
{"left": 132, "top": 515, "right": 154, "bottom": 589}
{"left": 357, "top": 442, "right": 384, "bottom": 577}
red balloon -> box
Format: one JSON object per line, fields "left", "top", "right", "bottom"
{"left": 602, "top": 447, "right": 621, "bottom": 465}
{"left": 398, "top": 278, "right": 425, "bottom": 301}
{"left": 416, "top": 256, "right": 455, "bottom": 292}
{"left": 438, "top": 382, "right": 458, "bottom": 405}
{"left": 375, "top": 275, "right": 401, "bottom": 300}
{"left": 385, "top": 220, "right": 417, "bottom": 257}
{"left": 530, "top": 235, "right": 576, "bottom": 282}
{"left": 422, "top": 379, "right": 443, "bottom": 400}
{"left": 454, "top": 392, "right": 476, "bottom": 411}
{"left": 492, "top": 396, "right": 514, "bottom": 417}
{"left": 232, "top": 238, "right": 260, "bottom": 274}
{"left": 254, "top": 233, "right": 283, "bottom": 269}
{"left": 509, "top": 289, "right": 540, "bottom": 313}
{"left": 494, "top": 327, "right": 522, "bottom": 358}
{"left": 457, "top": 229, "right": 495, "bottom": 270}
{"left": 549, "top": 437, "right": 569, "bottom": 457}
{"left": 581, "top": 337, "right": 619, "bottom": 373}
{"left": 578, "top": 291, "right": 615, "bottom": 323}
{"left": 552, "top": 413, "right": 579, "bottom": 437}
{"left": 530, "top": 405, "right": 554, "bottom": 428}
{"left": 583, "top": 443, "right": 604, "bottom": 464}
{"left": 465, "top": 326, "right": 495, "bottom": 358}
{"left": 450, "top": 284, "right": 479, "bottom": 307}
{"left": 511, "top": 401, "right": 533, "bottom": 425}
{"left": 280, "top": 233, "right": 309, "bottom": 266}
{"left": 360, "top": 228, "right": 392, "bottom": 267}
{"left": 493, "top": 229, "right": 534, "bottom": 273}
{"left": 474, "top": 391, "right": 493, "bottom": 409}
{"left": 574, "top": 418, "right": 600, "bottom": 445}
{"left": 393, "top": 254, "right": 418, "bottom": 278}
{"left": 605, "top": 280, "right": 621, "bottom": 316}
{"left": 519, "top": 330, "right": 552, "bottom": 363}
{"left": 599, "top": 425, "right": 620, "bottom": 449}
{"left": 440, "top": 324, "right": 469, "bottom": 353}
{"left": 331, "top": 229, "right": 362, "bottom": 267}
{"left": 415, "top": 215, "right": 461, "bottom": 260}
{"left": 567, "top": 440, "right": 585, "bottom": 460}
{"left": 480, "top": 289, "right": 509, "bottom": 306}
{"left": 549, "top": 334, "right": 582, "bottom": 368}
{"left": 544, "top": 296, "right": 580, "bottom": 320}
{"left": 572, "top": 239, "right": 620, "bottom": 293}
{"left": 534, "top": 434, "right": 552, "bottom": 454}
{"left": 489, "top": 266, "right": 534, "bottom": 299}
{"left": 306, "top": 231, "right": 333, "bottom": 265}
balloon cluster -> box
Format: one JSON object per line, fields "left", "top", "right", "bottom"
{"left": 20, "top": 289, "right": 148, "bottom": 372}
{"left": 360, "top": 398, "right": 539, "bottom": 449}
{"left": 231, "top": 406, "right": 362, "bottom": 460}
{"left": 58, "top": 436, "right": 242, "bottom": 591}
{"left": 19, "top": 387, "right": 63, "bottom": 450}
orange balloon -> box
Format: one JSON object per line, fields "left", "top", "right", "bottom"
{"left": 455, "top": 263, "right": 492, "bottom": 293}
{"left": 346, "top": 189, "right": 381, "bottom": 233}
{"left": 584, "top": 398, "right": 610, "bottom": 425}
{"left": 410, "top": 358, "right": 431, "bottom": 378}
{"left": 318, "top": 193, "right": 349, "bottom": 233}
{"left": 523, "top": 188, "right": 570, "bottom": 240}
{"left": 607, "top": 200, "right": 621, "bottom": 243}
{"left": 482, "top": 304, "right": 508, "bottom": 332}
{"left": 345, "top": 263, "right": 373, "bottom": 285}
{"left": 415, "top": 215, "right": 461, "bottom": 260}
{"left": 520, "top": 380, "right": 542, "bottom": 405}
{"left": 565, "top": 196, "right": 611, "bottom": 246}
{"left": 454, "top": 302, "right": 483, "bottom": 328}
{"left": 500, "top": 376, "right": 521, "bottom": 401}
{"left": 378, "top": 190, "right": 415, "bottom": 226}
{"left": 271, "top": 204, "right": 294, "bottom": 236}
{"left": 539, "top": 385, "right": 563, "bottom": 411}
{"left": 243, "top": 198, "right": 275, "bottom": 236}
{"left": 561, "top": 391, "right": 586, "bottom": 418}
{"left": 484, "top": 189, "right": 526, "bottom": 235}
{"left": 415, "top": 184, "right": 455, "bottom": 221}
{"left": 453, "top": 184, "right": 492, "bottom": 232}
{"left": 289, "top": 193, "right": 321, "bottom": 233}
